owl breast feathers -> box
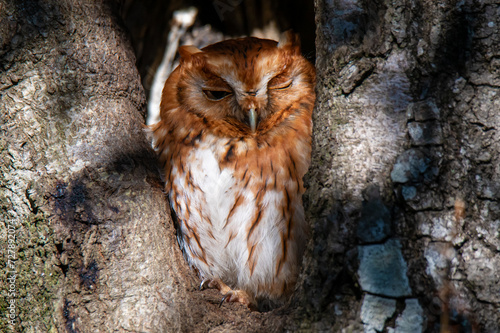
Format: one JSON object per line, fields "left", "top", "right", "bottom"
{"left": 150, "top": 32, "right": 315, "bottom": 309}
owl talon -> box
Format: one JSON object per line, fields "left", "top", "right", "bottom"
{"left": 200, "top": 278, "right": 210, "bottom": 290}
{"left": 219, "top": 295, "right": 228, "bottom": 307}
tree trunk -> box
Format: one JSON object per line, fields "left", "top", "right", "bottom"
{"left": 2, "top": 0, "right": 499, "bottom": 332}
{"left": 301, "top": 0, "right": 500, "bottom": 331}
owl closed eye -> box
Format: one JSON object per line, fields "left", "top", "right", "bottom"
{"left": 150, "top": 31, "right": 315, "bottom": 310}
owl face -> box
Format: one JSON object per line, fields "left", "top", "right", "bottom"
{"left": 167, "top": 33, "right": 315, "bottom": 137}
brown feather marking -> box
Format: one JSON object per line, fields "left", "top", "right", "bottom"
{"left": 275, "top": 232, "right": 287, "bottom": 276}
{"left": 199, "top": 210, "right": 213, "bottom": 227}
{"left": 185, "top": 169, "right": 204, "bottom": 194}
{"left": 288, "top": 165, "right": 294, "bottom": 180}
{"left": 224, "top": 194, "right": 244, "bottom": 229}
{"left": 246, "top": 210, "right": 262, "bottom": 241}
{"left": 184, "top": 198, "right": 191, "bottom": 220}
{"left": 190, "top": 130, "right": 203, "bottom": 146}
{"left": 223, "top": 143, "right": 235, "bottom": 163}
{"left": 179, "top": 156, "right": 185, "bottom": 173}
{"left": 255, "top": 187, "right": 265, "bottom": 202}
{"left": 181, "top": 131, "right": 191, "bottom": 143}
{"left": 208, "top": 228, "right": 216, "bottom": 241}
{"left": 284, "top": 187, "right": 291, "bottom": 212}
{"left": 243, "top": 174, "right": 251, "bottom": 189}
{"left": 286, "top": 215, "right": 293, "bottom": 243}
{"left": 289, "top": 154, "right": 303, "bottom": 191}
{"left": 194, "top": 251, "right": 209, "bottom": 266}
{"left": 157, "top": 135, "right": 167, "bottom": 151}
{"left": 191, "top": 227, "right": 208, "bottom": 265}
{"left": 225, "top": 231, "right": 236, "bottom": 248}
{"left": 181, "top": 227, "right": 191, "bottom": 247}
{"left": 171, "top": 194, "right": 180, "bottom": 212}
{"left": 248, "top": 243, "right": 257, "bottom": 275}
{"left": 290, "top": 156, "right": 297, "bottom": 173}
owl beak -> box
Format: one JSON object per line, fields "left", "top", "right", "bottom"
{"left": 248, "top": 108, "right": 257, "bottom": 132}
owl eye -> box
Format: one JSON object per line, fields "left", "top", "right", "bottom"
{"left": 203, "top": 89, "right": 232, "bottom": 101}
{"left": 268, "top": 79, "right": 293, "bottom": 90}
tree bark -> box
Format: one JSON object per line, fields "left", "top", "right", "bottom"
{"left": 2, "top": 0, "right": 499, "bottom": 332}
{"left": 1, "top": 1, "right": 198, "bottom": 331}
{"left": 301, "top": 0, "right": 500, "bottom": 331}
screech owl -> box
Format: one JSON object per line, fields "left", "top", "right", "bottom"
{"left": 149, "top": 32, "right": 315, "bottom": 310}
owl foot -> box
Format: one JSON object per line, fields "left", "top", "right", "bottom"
{"left": 200, "top": 278, "right": 230, "bottom": 293}
{"left": 199, "top": 278, "right": 257, "bottom": 310}
{"left": 220, "top": 290, "right": 257, "bottom": 311}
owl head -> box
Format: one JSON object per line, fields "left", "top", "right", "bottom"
{"left": 159, "top": 31, "right": 315, "bottom": 137}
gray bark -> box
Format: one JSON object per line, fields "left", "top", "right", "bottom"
{"left": 301, "top": 0, "right": 500, "bottom": 331}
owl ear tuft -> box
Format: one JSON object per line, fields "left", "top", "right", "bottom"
{"left": 277, "top": 31, "right": 301, "bottom": 54}
{"left": 178, "top": 45, "right": 203, "bottom": 64}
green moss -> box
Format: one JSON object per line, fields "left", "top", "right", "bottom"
{"left": 0, "top": 207, "right": 62, "bottom": 332}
